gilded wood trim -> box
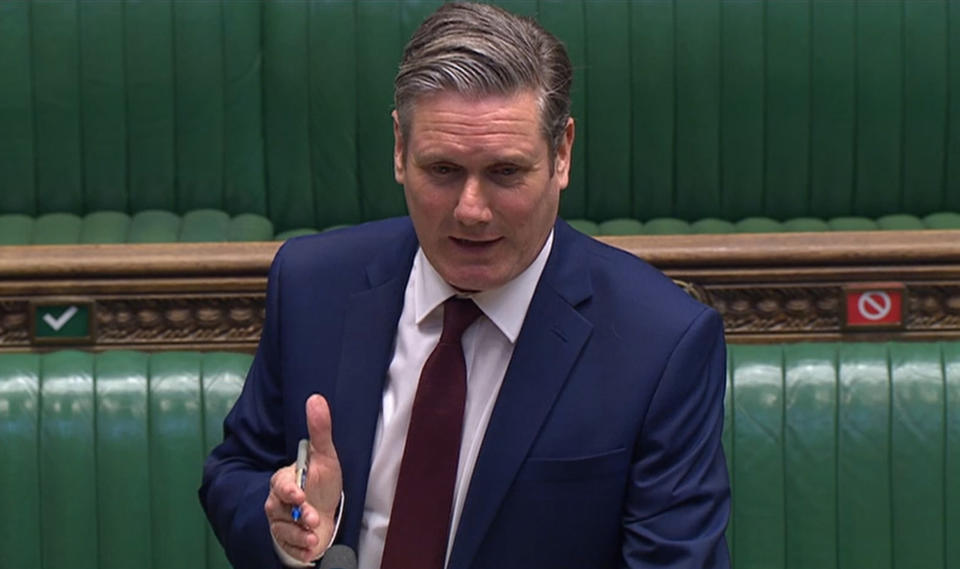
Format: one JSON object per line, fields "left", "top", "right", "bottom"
{"left": 2, "top": 230, "right": 959, "bottom": 349}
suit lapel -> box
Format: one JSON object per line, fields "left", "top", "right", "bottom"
{"left": 332, "top": 228, "right": 418, "bottom": 547}
{"left": 448, "top": 222, "right": 594, "bottom": 569}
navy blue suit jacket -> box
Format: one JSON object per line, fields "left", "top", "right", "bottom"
{"left": 200, "top": 217, "right": 730, "bottom": 568}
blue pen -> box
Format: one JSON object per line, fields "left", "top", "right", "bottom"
{"left": 291, "top": 439, "right": 309, "bottom": 522}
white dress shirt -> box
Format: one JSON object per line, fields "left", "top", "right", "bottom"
{"left": 278, "top": 230, "right": 553, "bottom": 568}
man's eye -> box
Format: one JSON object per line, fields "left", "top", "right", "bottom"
{"left": 431, "top": 164, "right": 458, "bottom": 176}
{"left": 492, "top": 165, "right": 520, "bottom": 177}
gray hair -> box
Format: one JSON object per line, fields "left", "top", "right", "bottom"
{"left": 394, "top": 2, "right": 573, "bottom": 163}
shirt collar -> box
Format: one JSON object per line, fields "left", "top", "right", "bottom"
{"left": 413, "top": 229, "right": 554, "bottom": 343}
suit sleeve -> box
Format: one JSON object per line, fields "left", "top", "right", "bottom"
{"left": 622, "top": 307, "right": 731, "bottom": 568}
{"left": 199, "top": 248, "right": 291, "bottom": 569}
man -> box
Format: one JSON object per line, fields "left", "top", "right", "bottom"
{"left": 200, "top": 3, "right": 730, "bottom": 568}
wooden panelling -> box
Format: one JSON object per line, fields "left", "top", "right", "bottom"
{"left": 2, "top": 230, "right": 960, "bottom": 351}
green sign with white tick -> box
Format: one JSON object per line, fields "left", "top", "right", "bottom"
{"left": 34, "top": 304, "right": 90, "bottom": 339}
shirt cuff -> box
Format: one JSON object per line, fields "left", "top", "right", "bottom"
{"left": 272, "top": 491, "right": 345, "bottom": 568}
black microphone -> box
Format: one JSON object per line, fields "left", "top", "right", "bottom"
{"left": 318, "top": 545, "right": 358, "bottom": 569}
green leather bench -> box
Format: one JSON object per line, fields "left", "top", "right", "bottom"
{"left": 1, "top": 345, "right": 957, "bottom": 568}
{"left": 5, "top": 209, "right": 960, "bottom": 245}
{"left": 2, "top": 0, "right": 960, "bottom": 240}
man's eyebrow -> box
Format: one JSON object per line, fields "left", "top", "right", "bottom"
{"left": 413, "top": 153, "right": 457, "bottom": 164}
{"left": 413, "top": 153, "right": 536, "bottom": 166}
{"left": 489, "top": 155, "right": 534, "bottom": 165}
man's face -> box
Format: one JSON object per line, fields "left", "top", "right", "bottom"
{"left": 393, "top": 90, "right": 574, "bottom": 292}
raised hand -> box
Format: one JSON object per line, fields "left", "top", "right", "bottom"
{"left": 265, "top": 394, "right": 344, "bottom": 563}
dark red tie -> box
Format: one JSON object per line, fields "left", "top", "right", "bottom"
{"left": 380, "top": 297, "right": 482, "bottom": 569}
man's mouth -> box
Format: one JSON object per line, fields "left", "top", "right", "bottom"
{"left": 450, "top": 236, "right": 501, "bottom": 249}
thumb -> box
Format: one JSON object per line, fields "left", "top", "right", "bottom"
{"left": 305, "top": 394, "right": 337, "bottom": 460}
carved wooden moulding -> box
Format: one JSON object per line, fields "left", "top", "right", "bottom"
{"left": 706, "top": 285, "right": 844, "bottom": 334}
{"left": 0, "top": 301, "right": 30, "bottom": 345}
{"left": 699, "top": 283, "right": 960, "bottom": 341}
{"left": 1, "top": 231, "right": 960, "bottom": 349}
{"left": 0, "top": 295, "right": 266, "bottom": 351}
{"left": 95, "top": 296, "right": 266, "bottom": 344}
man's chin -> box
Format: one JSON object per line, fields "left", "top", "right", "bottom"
{"left": 441, "top": 267, "right": 505, "bottom": 294}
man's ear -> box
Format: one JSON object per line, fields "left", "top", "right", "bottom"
{"left": 392, "top": 110, "right": 405, "bottom": 185}
{"left": 555, "top": 118, "right": 575, "bottom": 190}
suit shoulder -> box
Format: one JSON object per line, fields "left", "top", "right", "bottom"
{"left": 573, "top": 230, "right": 712, "bottom": 329}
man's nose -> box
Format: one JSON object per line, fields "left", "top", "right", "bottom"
{"left": 453, "top": 177, "right": 493, "bottom": 225}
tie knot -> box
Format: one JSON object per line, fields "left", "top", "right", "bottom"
{"left": 440, "top": 297, "right": 482, "bottom": 343}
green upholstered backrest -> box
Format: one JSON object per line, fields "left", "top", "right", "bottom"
{"left": 1, "top": 344, "right": 958, "bottom": 568}
{"left": 3, "top": 1, "right": 960, "bottom": 234}
{"left": 724, "top": 342, "right": 960, "bottom": 569}
{"left": 0, "top": 209, "right": 276, "bottom": 244}
{"left": 0, "top": 1, "right": 266, "bottom": 220}
{"left": 5, "top": 209, "right": 960, "bottom": 245}
{"left": 0, "top": 350, "right": 251, "bottom": 569}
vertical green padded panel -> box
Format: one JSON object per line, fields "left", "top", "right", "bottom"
{"left": 924, "top": 211, "right": 960, "bottom": 229}
{"left": 782, "top": 216, "right": 830, "bottom": 232}
{"left": 945, "top": 342, "right": 960, "bottom": 569}
{"left": 730, "top": 345, "right": 785, "bottom": 568}
{"left": 223, "top": 0, "right": 266, "bottom": 216}
{"left": 837, "top": 343, "right": 891, "bottom": 569}
{"left": 32, "top": 0, "right": 83, "bottom": 214}
{"left": 597, "top": 218, "right": 643, "bottom": 236}
{"left": 902, "top": 0, "right": 948, "bottom": 215}
{"left": 126, "top": 0, "right": 176, "bottom": 211}
{"left": 492, "top": 0, "right": 537, "bottom": 19}
{"left": 563, "top": 218, "right": 598, "bottom": 236}
{"left": 783, "top": 344, "right": 837, "bottom": 569}
{"left": 399, "top": 1, "right": 444, "bottom": 47}
{"left": 828, "top": 215, "right": 878, "bottom": 231}
{"left": 201, "top": 352, "right": 250, "bottom": 569}
{"left": 41, "top": 351, "right": 97, "bottom": 569}
{"left": 274, "top": 227, "right": 320, "bottom": 240}
{"left": 540, "top": 0, "right": 587, "bottom": 221}
{"left": 764, "top": 0, "right": 810, "bottom": 220}
{"left": 719, "top": 0, "right": 763, "bottom": 221}
{"left": 149, "top": 352, "right": 206, "bottom": 569}
{"left": 583, "top": 1, "right": 631, "bottom": 221}
{"left": 173, "top": 0, "right": 225, "bottom": 211}
{"left": 629, "top": 0, "right": 673, "bottom": 220}
{"left": 180, "top": 209, "right": 230, "bottom": 242}
{"left": 855, "top": 1, "right": 902, "bottom": 217}
{"left": 80, "top": 211, "right": 131, "bottom": 244}
{"left": 79, "top": 0, "right": 127, "bottom": 212}
{"left": 642, "top": 217, "right": 689, "bottom": 235}
{"left": 95, "top": 351, "right": 151, "bottom": 569}
{"left": 33, "top": 212, "right": 83, "bottom": 244}
{"left": 263, "top": 0, "right": 315, "bottom": 231}
{"left": 309, "top": 0, "right": 362, "bottom": 228}
{"left": 810, "top": 0, "right": 855, "bottom": 218}
{"left": 722, "top": 350, "right": 735, "bottom": 566}
{"left": 356, "top": 1, "right": 405, "bottom": 221}
{"left": 127, "top": 209, "right": 181, "bottom": 243}
{"left": 675, "top": 0, "right": 721, "bottom": 221}
{"left": 691, "top": 217, "right": 736, "bottom": 234}
{"left": 735, "top": 216, "right": 783, "bottom": 234}
{"left": 948, "top": 1, "right": 960, "bottom": 211}
{"left": 0, "top": 1, "right": 36, "bottom": 214}
{"left": 876, "top": 213, "right": 924, "bottom": 231}
{"left": 228, "top": 213, "right": 275, "bottom": 242}
{"left": 0, "top": 354, "right": 41, "bottom": 569}
{"left": 0, "top": 214, "right": 34, "bottom": 245}
{"left": 890, "top": 343, "right": 944, "bottom": 568}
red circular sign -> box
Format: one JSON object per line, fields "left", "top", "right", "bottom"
{"left": 857, "top": 291, "right": 892, "bottom": 321}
